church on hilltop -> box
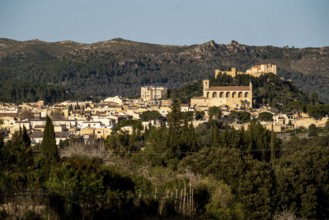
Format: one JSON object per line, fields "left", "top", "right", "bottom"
{"left": 191, "top": 66, "right": 258, "bottom": 109}
{"left": 191, "top": 80, "right": 252, "bottom": 109}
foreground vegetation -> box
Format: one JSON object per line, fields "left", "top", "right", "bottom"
{"left": 1, "top": 102, "right": 329, "bottom": 219}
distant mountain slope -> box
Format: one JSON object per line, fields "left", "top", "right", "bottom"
{"left": 0, "top": 38, "right": 328, "bottom": 103}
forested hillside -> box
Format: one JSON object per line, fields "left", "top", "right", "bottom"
{"left": 0, "top": 38, "right": 328, "bottom": 103}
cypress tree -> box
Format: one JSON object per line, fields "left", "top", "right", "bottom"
{"left": 166, "top": 99, "right": 183, "bottom": 165}
{"left": 247, "top": 120, "right": 255, "bottom": 156}
{"left": 17, "top": 126, "right": 23, "bottom": 144}
{"left": 270, "top": 125, "right": 276, "bottom": 166}
{"left": 41, "top": 115, "right": 59, "bottom": 162}
{"left": 167, "top": 99, "right": 182, "bottom": 135}
{"left": 167, "top": 99, "right": 183, "bottom": 149}
{"left": 22, "top": 125, "right": 31, "bottom": 148}
{"left": 0, "top": 133, "right": 4, "bottom": 150}
{"left": 210, "top": 125, "right": 220, "bottom": 147}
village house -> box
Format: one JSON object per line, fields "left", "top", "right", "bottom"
{"left": 68, "top": 110, "right": 87, "bottom": 121}
{"left": 1, "top": 115, "right": 16, "bottom": 127}
{"left": 108, "top": 114, "right": 133, "bottom": 124}
{"left": 159, "top": 99, "right": 172, "bottom": 107}
{"left": 29, "top": 131, "right": 70, "bottom": 146}
{"left": 29, "top": 119, "right": 77, "bottom": 131}
{"left": 181, "top": 104, "right": 191, "bottom": 112}
{"left": 273, "top": 114, "right": 295, "bottom": 131}
{"left": 0, "top": 103, "right": 18, "bottom": 118}
{"left": 53, "top": 119, "right": 77, "bottom": 129}
{"left": 81, "top": 121, "right": 103, "bottom": 128}
{"left": 80, "top": 127, "right": 112, "bottom": 139}
{"left": 103, "top": 96, "right": 124, "bottom": 105}
{"left": 90, "top": 115, "right": 113, "bottom": 127}
{"left": 15, "top": 120, "right": 31, "bottom": 131}
{"left": 125, "top": 107, "right": 142, "bottom": 120}
{"left": 0, "top": 116, "right": 17, "bottom": 141}
{"left": 49, "top": 105, "right": 69, "bottom": 118}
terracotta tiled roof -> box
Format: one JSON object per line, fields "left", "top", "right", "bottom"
{"left": 206, "top": 86, "right": 250, "bottom": 91}
{"left": 30, "top": 132, "right": 43, "bottom": 138}
{"left": 34, "top": 125, "right": 45, "bottom": 128}
{"left": 0, "top": 113, "right": 18, "bottom": 117}
{"left": 30, "top": 131, "right": 69, "bottom": 138}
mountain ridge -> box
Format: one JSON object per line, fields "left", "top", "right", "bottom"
{"left": 0, "top": 37, "right": 328, "bottom": 103}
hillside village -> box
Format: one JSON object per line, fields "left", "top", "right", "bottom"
{"left": 1, "top": 63, "right": 329, "bottom": 219}
{"left": 1, "top": 63, "right": 328, "bottom": 146}
{"left": 2, "top": 0, "right": 329, "bottom": 217}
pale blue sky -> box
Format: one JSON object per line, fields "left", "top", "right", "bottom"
{"left": 0, "top": 0, "right": 328, "bottom": 47}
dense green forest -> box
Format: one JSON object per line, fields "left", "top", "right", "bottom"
{"left": 1, "top": 101, "right": 329, "bottom": 219}
{"left": 0, "top": 80, "right": 70, "bottom": 104}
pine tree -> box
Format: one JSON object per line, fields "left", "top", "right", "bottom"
{"left": 41, "top": 115, "right": 59, "bottom": 162}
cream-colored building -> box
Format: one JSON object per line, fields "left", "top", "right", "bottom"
{"left": 191, "top": 80, "right": 253, "bottom": 109}
{"left": 141, "top": 86, "right": 168, "bottom": 101}
{"left": 215, "top": 63, "right": 276, "bottom": 78}
{"left": 246, "top": 63, "right": 277, "bottom": 76}
{"left": 80, "top": 127, "right": 112, "bottom": 139}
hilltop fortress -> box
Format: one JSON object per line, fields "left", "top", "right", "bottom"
{"left": 215, "top": 63, "right": 277, "bottom": 78}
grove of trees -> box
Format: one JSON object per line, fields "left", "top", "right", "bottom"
{"left": 1, "top": 101, "right": 328, "bottom": 219}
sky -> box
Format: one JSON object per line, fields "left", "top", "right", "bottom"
{"left": 0, "top": 0, "right": 328, "bottom": 48}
